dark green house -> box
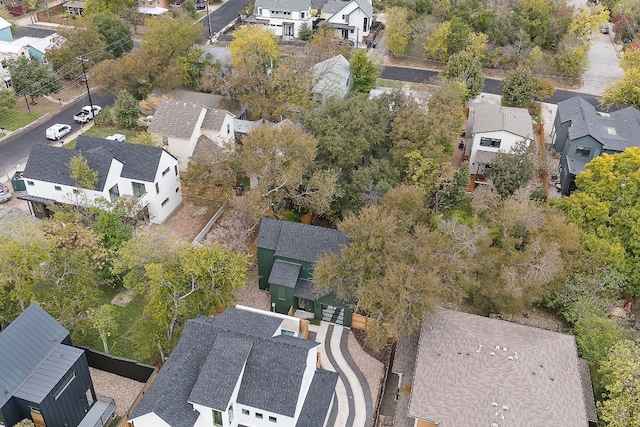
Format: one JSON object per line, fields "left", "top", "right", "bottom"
{"left": 256, "top": 218, "right": 353, "bottom": 326}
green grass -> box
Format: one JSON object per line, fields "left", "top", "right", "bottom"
{"left": 0, "top": 112, "right": 40, "bottom": 132}
{"left": 376, "top": 78, "right": 404, "bottom": 89}
{"left": 67, "top": 126, "right": 141, "bottom": 149}
{"left": 74, "top": 287, "right": 146, "bottom": 360}
{"left": 109, "top": 417, "right": 122, "bottom": 427}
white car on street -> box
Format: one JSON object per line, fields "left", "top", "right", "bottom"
{"left": 46, "top": 123, "right": 72, "bottom": 140}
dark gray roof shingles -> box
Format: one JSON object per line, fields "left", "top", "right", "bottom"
{"left": 268, "top": 260, "right": 302, "bottom": 288}
{"left": 295, "top": 369, "right": 339, "bottom": 427}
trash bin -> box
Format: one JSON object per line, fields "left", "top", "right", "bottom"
{"left": 11, "top": 171, "right": 25, "bottom": 192}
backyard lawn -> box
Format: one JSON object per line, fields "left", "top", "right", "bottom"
{"left": 67, "top": 126, "right": 142, "bottom": 149}
{"left": 0, "top": 112, "right": 39, "bottom": 134}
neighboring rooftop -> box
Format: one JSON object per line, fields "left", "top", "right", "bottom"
{"left": 131, "top": 308, "right": 337, "bottom": 427}
{"left": 254, "top": 0, "right": 311, "bottom": 12}
{"left": 408, "top": 309, "right": 591, "bottom": 426}
{"left": 557, "top": 96, "right": 640, "bottom": 153}
{"left": 0, "top": 303, "right": 71, "bottom": 408}
{"left": 256, "top": 218, "right": 349, "bottom": 263}
{"left": 469, "top": 104, "right": 535, "bottom": 141}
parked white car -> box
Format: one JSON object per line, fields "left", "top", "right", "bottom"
{"left": 73, "top": 105, "right": 102, "bottom": 123}
{"left": 0, "top": 182, "right": 11, "bottom": 203}
{"left": 45, "top": 123, "right": 72, "bottom": 140}
{"left": 105, "top": 133, "right": 126, "bottom": 141}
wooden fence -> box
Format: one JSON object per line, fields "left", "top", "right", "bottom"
{"left": 351, "top": 313, "right": 395, "bottom": 339}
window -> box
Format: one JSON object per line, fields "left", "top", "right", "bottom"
{"left": 162, "top": 167, "right": 170, "bottom": 176}
{"left": 342, "top": 14, "right": 349, "bottom": 23}
{"left": 86, "top": 388, "right": 94, "bottom": 406}
{"left": 256, "top": 413, "right": 263, "bottom": 419}
{"left": 109, "top": 184, "right": 120, "bottom": 202}
{"left": 27, "top": 180, "right": 34, "bottom": 186}
{"left": 212, "top": 410, "right": 222, "bottom": 427}
{"left": 155, "top": 182, "right": 160, "bottom": 194}
{"left": 174, "top": 165, "right": 178, "bottom": 176}
{"left": 258, "top": 7, "right": 262, "bottom": 14}
{"left": 269, "top": 416, "right": 277, "bottom": 422}
{"left": 0, "top": 411, "right": 5, "bottom": 427}
{"left": 363, "top": 17, "right": 368, "bottom": 31}
{"left": 278, "top": 286, "right": 286, "bottom": 301}
{"left": 162, "top": 136, "right": 168, "bottom": 146}
{"left": 55, "top": 372, "right": 76, "bottom": 400}
{"left": 228, "top": 404, "right": 234, "bottom": 423}
{"left": 227, "top": 123, "right": 230, "bottom": 134}
{"left": 242, "top": 409, "right": 250, "bottom": 415}
{"left": 54, "top": 185, "right": 61, "bottom": 191}
{"left": 281, "top": 329, "right": 295, "bottom": 336}
{"left": 301, "top": 12, "right": 305, "bottom": 18}
{"left": 175, "top": 187, "right": 180, "bottom": 193}
{"left": 132, "top": 182, "right": 146, "bottom": 197}
{"left": 161, "top": 197, "right": 169, "bottom": 207}
{"left": 575, "top": 146, "right": 592, "bottom": 157}
{"left": 479, "top": 137, "right": 501, "bottom": 148}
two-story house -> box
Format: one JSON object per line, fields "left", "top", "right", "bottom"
{"left": 19, "top": 137, "right": 182, "bottom": 224}
{"left": 245, "top": 0, "right": 315, "bottom": 37}
{"left": 256, "top": 218, "right": 353, "bottom": 326}
{"left": 465, "top": 103, "right": 534, "bottom": 182}
{"left": 553, "top": 96, "right": 640, "bottom": 195}
{"left": 0, "top": 303, "right": 111, "bottom": 427}
{"left": 321, "top": 0, "right": 371, "bottom": 45}
{"left": 128, "top": 306, "right": 338, "bottom": 427}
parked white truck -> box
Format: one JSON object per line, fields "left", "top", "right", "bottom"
{"left": 73, "top": 105, "right": 102, "bottom": 123}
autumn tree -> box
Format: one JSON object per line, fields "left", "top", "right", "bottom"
{"left": 569, "top": 4, "right": 610, "bottom": 39}
{"left": 501, "top": 66, "right": 555, "bottom": 107}
{"left": 240, "top": 122, "right": 336, "bottom": 219}
{"left": 0, "top": 88, "right": 17, "bottom": 112}
{"left": 84, "top": 0, "right": 133, "bottom": 15}
{"left": 90, "top": 50, "right": 159, "bottom": 98}
{"left": 386, "top": 6, "right": 411, "bottom": 55}
{"left": 314, "top": 186, "right": 454, "bottom": 349}
{"left": 142, "top": 14, "right": 203, "bottom": 66}
{"left": 598, "top": 340, "right": 640, "bottom": 426}
{"left": 441, "top": 50, "right": 484, "bottom": 100}
{"left": 46, "top": 22, "right": 112, "bottom": 79}
{"left": 88, "top": 304, "right": 118, "bottom": 354}
{"left": 179, "top": 47, "right": 211, "bottom": 89}
{"left": 350, "top": 49, "right": 379, "bottom": 93}
{"left": 304, "top": 25, "right": 351, "bottom": 64}
{"left": 230, "top": 25, "right": 280, "bottom": 75}
{"left": 485, "top": 140, "right": 535, "bottom": 199}
{"left": 424, "top": 21, "right": 451, "bottom": 60}
{"left": 601, "top": 47, "right": 640, "bottom": 109}
{"left": 554, "top": 147, "right": 640, "bottom": 295}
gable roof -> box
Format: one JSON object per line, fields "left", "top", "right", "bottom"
{"left": 323, "top": 0, "right": 371, "bottom": 17}
{"left": 469, "top": 104, "right": 534, "bottom": 141}
{"left": 131, "top": 308, "right": 333, "bottom": 426}
{"left": 408, "top": 309, "right": 590, "bottom": 426}
{"left": 256, "top": 218, "right": 348, "bottom": 263}
{"left": 23, "top": 138, "right": 169, "bottom": 191}
{"left": 152, "top": 86, "right": 243, "bottom": 117}
{"left": 255, "top": 0, "right": 311, "bottom": 11}
{"left": 295, "top": 369, "right": 338, "bottom": 427}
{"left": 0, "top": 303, "right": 71, "bottom": 408}
{"left": 557, "top": 96, "right": 640, "bottom": 152}
{"left": 201, "top": 108, "right": 232, "bottom": 132}
{"left": 313, "top": 54, "right": 351, "bottom": 99}
{"left": 269, "top": 259, "right": 302, "bottom": 288}
{"left": 148, "top": 99, "right": 204, "bottom": 140}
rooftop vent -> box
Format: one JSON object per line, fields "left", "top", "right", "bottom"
{"left": 508, "top": 356, "right": 514, "bottom": 361}
{"left": 491, "top": 402, "right": 498, "bottom": 408}
{"left": 607, "top": 126, "right": 617, "bottom": 135}
{"left": 503, "top": 405, "right": 508, "bottom": 411}
{"left": 490, "top": 351, "right": 496, "bottom": 356}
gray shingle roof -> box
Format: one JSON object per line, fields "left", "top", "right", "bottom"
{"left": 188, "top": 334, "right": 253, "bottom": 410}
{"left": 269, "top": 260, "right": 302, "bottom": 288}
{"left": 578, "top": 358, "right": 598, "bottom": 424}
{"left": 23, "top": 138, "right": 169, "bottom": 191}
{"left": 201, "top": 108, "right": 231, "bottom": 132}
{"left": 0, "top": 303, "right": 70, "bottom": 408}
{"left": 148, "top": 99, "right": 204, "bottom": 140}
{"left": 132, "top": 308, "right": 331, "bottom": 425}
{"left": 323, "top": 0, "right": 371, "bottom": 17}
{"left": 469, "top": 104, "right": 534, "bottom": 140}
{"left": 151, "top": 86, "right": 243, "bottom": 117}
{"left": 294, "top": 278, "right": 330, "bottom": 300}
{"left": 295, "top": 369, "right": 338, "bottom": 427}
{"left": 408, "top": 309, "right": 589, "bottom": 426}
{"left": 557, "top": 96, "right": 640, "bottom": 152}
{"left": 256, "top": 218, "right": 348, "bottom": 263}
{"left": 254, "top": 0, "right": 311, "bottom": 12}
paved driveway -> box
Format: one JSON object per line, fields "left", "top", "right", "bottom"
{"left": 580, "top": 33, "right": 623, "bottom": 96}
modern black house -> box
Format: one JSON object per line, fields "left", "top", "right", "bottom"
{"left": 0, "top": 303, "right": 97, "bottom": 427}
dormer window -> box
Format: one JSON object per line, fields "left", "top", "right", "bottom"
{"left": 575, "top": 146, "right": 591, "bottom": 157}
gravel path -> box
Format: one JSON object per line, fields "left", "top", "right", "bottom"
{"left": 89, "top": 368, "right": 146, "bottom": 417}
{"left": 347, "top": 331, "right": 385, "bottom": 413}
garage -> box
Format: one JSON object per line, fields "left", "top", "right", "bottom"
{"left": 321, "top": 304, "right": 344, "bottom": 325}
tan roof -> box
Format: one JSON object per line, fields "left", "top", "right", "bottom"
{"left": 192, "top": 134, "right": 224, "bottom": 160}
{"left": 469, "top": 104, "right": 534, "bottom": 140}
{"left": 148, "top": 100, "right": 203, "bottom": 140}
{"left": 202, "top": 109, "right": 231, "bottom": 132}
{"left": 152, "top": 86, "right": 243, "bottom": 117}
{"left": 408, "top": 309, "right": 589, "bottom": 426}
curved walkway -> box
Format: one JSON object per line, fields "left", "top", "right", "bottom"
{"left": 314, "top": 321, "right": 373, "bottom": 427}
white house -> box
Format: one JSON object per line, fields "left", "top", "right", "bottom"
{"left": 312, "top": 54, "right": 353, "bottom": 101}
{"left": 148, "top": 99, "right": 236, "bottom": 170}
{"left": 19, "top": 137, "right": 182, "bottom": 224}
{"left": 466, "top": 103, "right": 534, "bottom": 176}
{"left": 128, "top": 306, "right": 338, "bottom": 427}
{"left": 322, "top": 0, "right": 372, "bottom": 45}
{"left": 247, "top": 0, "right": 315, "bottom": 38}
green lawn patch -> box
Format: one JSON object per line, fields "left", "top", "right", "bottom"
{"left": 83, "top": 126, "right": 141, "bottom": 141}
{"left": 0, "top": 112, "right": 39, "bottom": 132}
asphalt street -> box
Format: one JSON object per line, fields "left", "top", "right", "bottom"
{"left": 201, "top": 0, "right": 249, "bottom": 39}
{"left": 0, "top": 92, "right": 115, "bottom": 177}
{"left": 380, "top": 66, "right": 608, "bottom": 110}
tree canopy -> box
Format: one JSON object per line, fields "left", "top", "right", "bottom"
{"left": 350, "top": 49, "right": 379, "bottom": 93}
{"left": 7, "top": 56, "right": 61, "bottom": 103}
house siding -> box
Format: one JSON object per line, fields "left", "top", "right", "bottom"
{"left": 257, "top": 247, "right": 275, "bottom": 290}
{"left": 553, "top": 110, "right": 569, "bottom": 153}
{"left": 326, "top": 2, "right": 370, "bottom": 43}
{"left": 0, "top": 26, "right": 12, "bottom": 43}
{"left": 0, "top": 399, "right": 21, "bottom": 427}
{"left": 271, "top": 283, "right": 295, "bottom": 314}
{"left": 469, "top": 130, "right": 531, "bottom": 175}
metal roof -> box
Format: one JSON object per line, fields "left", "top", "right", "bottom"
{"left": 0, "top": 303, "right": 70, "bottom": 407}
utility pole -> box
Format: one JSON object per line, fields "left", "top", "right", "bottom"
{"left": 15, "top": 73, "right": 30, "bottom": 113}
{"left": 77, "top": 56, "right": 95, "bottom": 118}
{"left": 205, "top": 0, "right": 212, "bottom": 40}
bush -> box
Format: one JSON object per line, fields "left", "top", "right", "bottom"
{"left": 298, "top": 23, "right": 313, "bottom": 41}
{"left": 529, "top": 188, "right": 547, "bottom": 201}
